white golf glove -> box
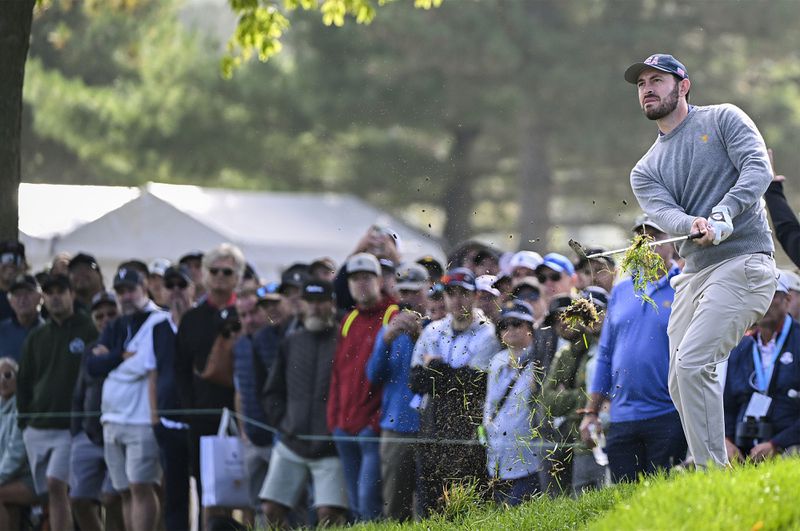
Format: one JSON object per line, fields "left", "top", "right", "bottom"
{"left": 708, "top": 206, "right": 733, "bottom": 245}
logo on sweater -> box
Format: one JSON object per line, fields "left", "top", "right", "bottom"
{"left": 700, "top": 134, "right": 709, "bottom": 143}
{"left": 69, "top": 338, "right": 86, "bottom": 354}
{"left": 780, "top": 351, "right": 793, "bottom": 365}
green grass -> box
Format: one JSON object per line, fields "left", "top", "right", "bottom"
{"left": 335, "top": 457, "right": 800, "bottom": 531}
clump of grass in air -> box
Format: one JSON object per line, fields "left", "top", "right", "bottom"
{"left": 562, "top": 297, "right": 600, "bottom": 330}
{"left": 619, "top": 233, "right": 666, "bottom": 309}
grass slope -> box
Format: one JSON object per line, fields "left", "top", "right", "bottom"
{"left": 338, "top": 457, "right": 800, "bottom": 531}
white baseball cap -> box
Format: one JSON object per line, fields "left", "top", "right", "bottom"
{"left": 509, "top": 251, "right": 543, "bottom": 273}
{"left": 779, "top": 269, "right": 800, "bottom": 293}
{"left": 346, "top": 253, "right": 381, "bottom": 276}
{"left": 475, "top": 275, "right": 500, "bottom": 297}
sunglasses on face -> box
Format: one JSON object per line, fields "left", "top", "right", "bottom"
{"left": 209, "top": 267, "right": 235, "bottom": 277}
{"left": 0, "top": 371, "right": 15, "bottom": 381}
{"left": 165, "top": 280, "right": 189, "bottom": 290}
{"left": 536, "top": 271, "right": 562, "bottom": 283}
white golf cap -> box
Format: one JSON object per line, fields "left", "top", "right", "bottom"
{"left": 475, "top": 275, "right": 500, "bottom": 297}
{"left": 509, "top": 250, "right": 543, "bottom": 272}
{"left": 346, "top": 252, "right": 381, "bottom": 276}
{"left": 779, "top": 269, "right": 800, "bottom": 293}
{"left": 148, "top": 258, "right": 172, "bottom": 277}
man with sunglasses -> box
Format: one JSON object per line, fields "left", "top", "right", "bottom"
{"left": 0, "top": 275, "right": 43, "bottom": 363}
{"left": 409, "top": 268, "right": 500, "bottom": 516}
{"left": 534, "top": 253, "right": 577, "bottom": 305}
{"left": 579, "top": 215, "right": 687, "bottom": 482}
{"left": 17, "top": 274, "right": 98, "bottom": 531}
{"left": 148, "top": 266, "right": 196, "bottom": 531}
{"left": 0, "top": 240, "right": 27, "bottom": 322}
{"left": 175, "top": 243, "right": 244, "bottom": 528}
{"left": 724, "top": 272, "right": 800, "bottom": 462}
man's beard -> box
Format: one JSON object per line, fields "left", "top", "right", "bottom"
{"left": 305, "top": 315, "right": 334, "bottom": 332}
{"left": 643, "top": 82, "right": 680, "bottom": 120}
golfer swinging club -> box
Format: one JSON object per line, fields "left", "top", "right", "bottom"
{"left": 626, "top": 53, "right": 777, "bottom": 468}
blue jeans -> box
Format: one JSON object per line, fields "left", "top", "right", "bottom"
{"left": 333, "top": 427, "right": 382, "bottom": 521}
{"left": 604, "top": 411, "right": 687, "bottom": 483}
{"left": 493, "top": 474, "right": 539, "bottom": 506}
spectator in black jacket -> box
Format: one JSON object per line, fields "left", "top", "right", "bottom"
{"left": 70, "top": 291, "right": 123, "bottom": 531}
{"left": 175, "top": 243, "right": 244, "bottom": 528}
{"left": 260, "top": 280, "right": 348, "bottom": 528}
{"left": 764, "top": 149, "right": 800, "bottom": 267}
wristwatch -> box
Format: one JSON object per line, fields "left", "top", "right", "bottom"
{"left": 710, "top": 212, "right": 726, "bottom": 222}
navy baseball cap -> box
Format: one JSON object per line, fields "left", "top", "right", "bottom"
{"left": 498, "top": 299, "right": 535, "bottom": 324}
{"left": 302, "top": 280, "right": 334, "bottom": 302}
{"left": 625, "top": 54, "right": 689, "bottom": 84}
{"left": 113, "top": 268, "right": 144, "bottom": 290}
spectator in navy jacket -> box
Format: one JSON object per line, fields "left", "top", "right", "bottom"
{"left": 724, "top": 272, "right": 800, "bottom": 461}
{"left": 366, "top": 262, "right": 428, "bottom": 521}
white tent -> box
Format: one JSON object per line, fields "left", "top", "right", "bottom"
{"left": 20, "top": 182, "right": 445, "bottom": 281}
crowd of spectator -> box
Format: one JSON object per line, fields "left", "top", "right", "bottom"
{"left": 0, "top": 214, "right": 798, "bottom": 530}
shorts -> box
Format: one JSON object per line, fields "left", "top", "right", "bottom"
{"left": 69, "top": 431, "right": 115, "bottom": 500}
{"left": 22, "top": 427, "right": 72, "bottom": 495}
{"left": 259, "top": 441, "right": 348, "bottom": 510}
{"left": 242, "top": 439, "right": 271, "bottom": 508}
{"left": 103, "top": 423, "right": 162, "bottom": 490}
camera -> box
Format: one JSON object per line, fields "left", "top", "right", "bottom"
{"left": 217, "top": 308, "right": 241, "bottom": 339}
{"left": 734, "top": 416, "right": 773, "bottom": 448}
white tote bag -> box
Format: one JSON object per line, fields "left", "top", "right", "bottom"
{"left": 200, "top": 408, "right": 250, "bottom": 508}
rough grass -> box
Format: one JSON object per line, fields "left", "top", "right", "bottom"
{"left": 337, "top": 457, "right": 800, "bottom": 531}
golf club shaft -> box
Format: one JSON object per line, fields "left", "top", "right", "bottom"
{"left": 586, "top": 231, "right": 704, "bottom": 259}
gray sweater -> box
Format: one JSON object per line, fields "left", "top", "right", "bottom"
{"left": 630, "top": 104, "right": 774, "bottom": 273}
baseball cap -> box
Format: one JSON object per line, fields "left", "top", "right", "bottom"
{"left": 779, "top": 270, "right": 800, "bottom": 293}
{"left": 113, "top": 268, "right": 145, "bottom": 290}
{"left": 582, "top": 286, "right": 610, "bottom": 310}
{"left": 309, "top": 257, "right": 336, "bottom": 274}
{"left": 776, "top": 271, "right": 792, "bottom": 294}
{"left": 302, "top": 280, "right": 334, "bottom": 302}
{"left": 575, "top": 248, "right": 616, "bottom": 271}
{"left": 498, "top": 299, "right": 535, "bottom": 324}
{"left": 68, "top": 252, "right": 101, "bottom": 272}
{"left": 631, "top": 213, "right": 665, "bottom": 234}
{"left": 624, "top": 54, "right": 689, "bottom": 84}
{"left": 346, "top": 253, "right": 381, "bottom": 277}
{"left": 544, "top": 293, "right": 575, "bottom": 326}
{"left": 163, "top": 265, "right": 192, "bottom": 285}
{"left": 118, "top": 260, "right": 148, "bottom": 277}
{"left": 91, "top": 291, "right": 118, "bottom": 311}
{"left": 476, "top": 275, "right": 500, "bottom": 297}
{"left": 256, "top": 281, "right": 282, "bottom": 303}
{"left": 379, "top": 258, "right": 396, "bottom": 273}
{"left": 149, "top": 258, "right": 172, "bottom": 277}
{"left": 396, "top": 263, "right": 429, "bottom": 291}
{"left": 509, "top": 251, "right": 544, "bottom": 273}
{"left": 41, "top": 273, "right": 71, "bottom": 292}
{"left": 0, "top": 240, "right": 25, "bottom": 266}
{"left": 9, "top": 274, "right": 38, "bottom": 293}
{"left": 512, "top": 276, "right": 541, "bottom": 301}
{"left": 442, "top": 267, "right": 476, "bottom": 291}
{"left": 537, "top": 253, "right": 575, "bottom": 276}
{"left": 178, "top": 250, "right": 204, "bottom": 264}
{"left": 279, "top": 263, "right": 311, "bottom": 293}
{"left": 417, "top": 256, "right": 444, "bottom": 280}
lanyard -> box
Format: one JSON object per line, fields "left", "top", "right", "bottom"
{"left": 752, "top": 317, "right": 791, "bottom": 393}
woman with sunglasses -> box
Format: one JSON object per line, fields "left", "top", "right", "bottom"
{"left": 483, "top": 300, "right": 546, "bottom": 505}
{"left": 0, "top": 357, "right": 37, "bottom": 530}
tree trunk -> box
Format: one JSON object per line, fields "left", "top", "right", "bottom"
{"left": 517, "top": 106, "right": 552, "bottom": 254}
{"left": 0, "top": 1, "right": 35, "bottom": 241}
{"left": 441, "top": 125, "right": 480, "bottom": 249}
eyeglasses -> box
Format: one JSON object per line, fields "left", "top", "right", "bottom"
{"left": 536, "top": 271, "right": 562, "bottom": 283}
{"left": 499, "top": 320, "right": 527, "bottom": 331}
{"left": 165, "top": 280, "right": 189, "bottom": 290}
{"left": 0, "top": 371, "right": 15, "bottom": 381}
{"left": 209, "top": 267, "right": 235, "bottom": 277}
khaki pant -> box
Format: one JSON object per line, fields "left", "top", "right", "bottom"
{"left": 668, "top": 253, "right": 776, "bottom": 468}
